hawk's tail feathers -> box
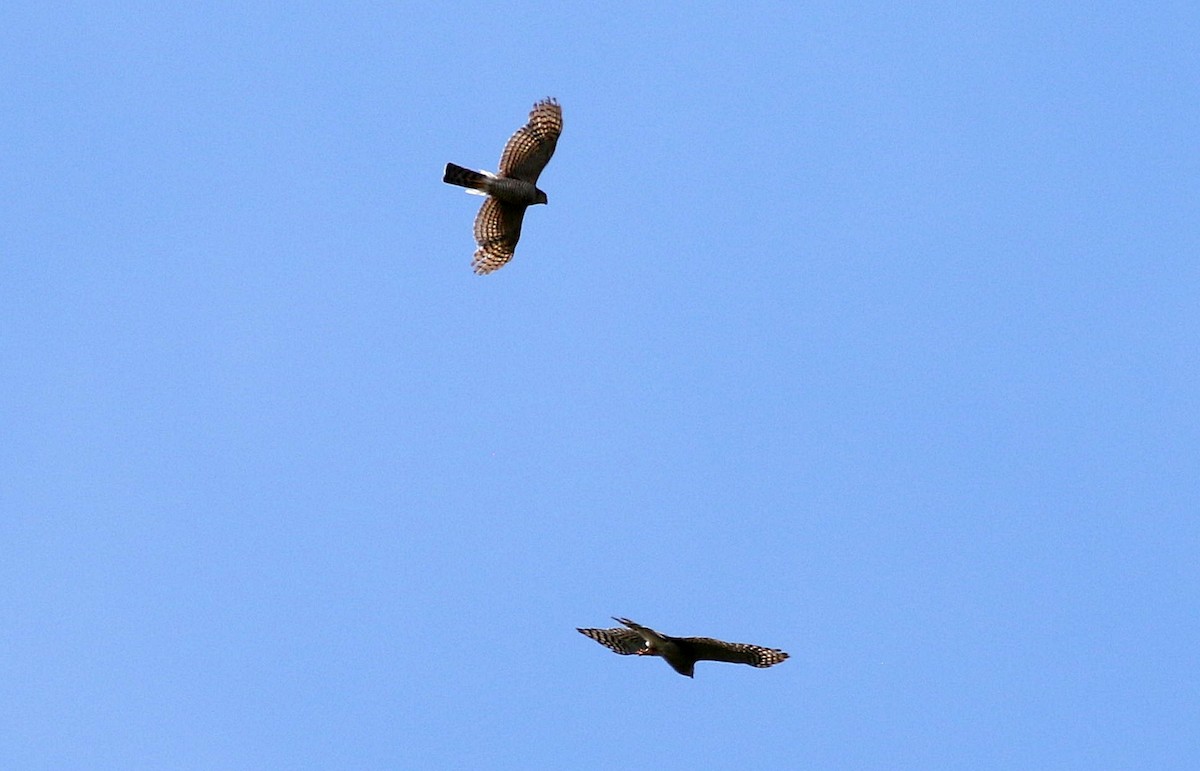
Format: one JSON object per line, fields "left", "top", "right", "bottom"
{"left": 444, "top": 163, "right": 495, "bottom": 194}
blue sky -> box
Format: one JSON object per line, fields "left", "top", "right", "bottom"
{"left": 3, "top": 2, "right": 1198, "bottom": 768}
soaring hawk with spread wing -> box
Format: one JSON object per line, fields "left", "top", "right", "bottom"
{"left": 443, "top": 98, "right": 563, "bottom": 274}
{"left": 577, "top": 617, "right": 789, "bottom": 678}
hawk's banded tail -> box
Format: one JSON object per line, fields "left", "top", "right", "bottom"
{"left": 443, "top": 163, "right": 494, "bottom": 194}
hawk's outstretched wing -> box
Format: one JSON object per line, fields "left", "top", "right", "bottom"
{"left": 677, "top": 637, "right": 790, "bottom": 668}
{"left": 472, "top": 197, "right": 527, "bottom": 275}
{"left": 498, "top": 98, "right": 563, "bottom": 184}
{"left": 576, "top": 626, "right": 646, "bottom": 656}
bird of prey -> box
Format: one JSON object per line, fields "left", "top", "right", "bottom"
{"left": 577, "top": 617, "right": 789, "bottom": 678}
{"left": 443, "top": 98, "right": 563, "bottom": 275}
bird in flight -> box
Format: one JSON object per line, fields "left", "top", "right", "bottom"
{"left": 577, "top": 617, "right": 789, "bottom": 678}
{"left": 443, "top": 98, "right": 563, "bottom": 275}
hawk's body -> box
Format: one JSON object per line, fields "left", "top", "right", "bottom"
{"left": 443, "top": 98, "right": 562, "bottom": 274}
{"left": 577, "top": 617, "right": 789, "bottom": 678}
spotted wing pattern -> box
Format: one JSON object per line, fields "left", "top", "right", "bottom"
{"left": 576, "top": 626, "right": 646, "bottom": 656}
{"left": 678, "top": 637, "right": 790, "bottom": 668}
{"left": 471, "top": 197, "right": 527, "bottom": 275}
{"left": 498, "top": 98, "right": 563, "bottom": 184}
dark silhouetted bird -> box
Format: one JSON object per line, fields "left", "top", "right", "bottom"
{"left": 577, "top": 617, "right": 789, "bottom": 678}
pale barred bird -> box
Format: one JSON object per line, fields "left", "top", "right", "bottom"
{"left": 577, "top": 617, "right": 789, "bottom": 678}
{"left": 443, "top": 98, "right": 563, "bottom": 274}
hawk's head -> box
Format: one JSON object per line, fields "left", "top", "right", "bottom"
{"left": 534, "top": 189, "right": 549, "bottom": 205}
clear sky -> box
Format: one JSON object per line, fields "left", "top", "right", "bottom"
{"left": 3, "top": 3, "right": 1198, "bottom": 768}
